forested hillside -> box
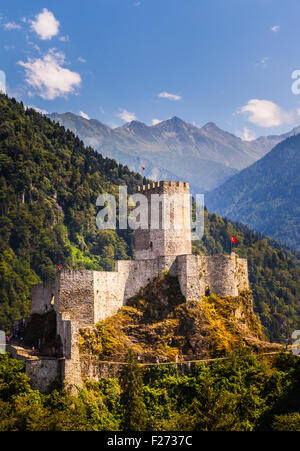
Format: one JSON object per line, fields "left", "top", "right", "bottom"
{"left": 0, "top": 94, "right": 143, "bottom": 330}
{"left": 205, "top": 134, "right": 300, "bottom": 251}
{"left": 1, "top": 352, "right": 299, "bottom": 431}
{"left": 0, "top": 94, "right": 299, "bottom": 342}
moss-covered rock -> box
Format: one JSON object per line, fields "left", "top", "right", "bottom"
{"left": 79, "top": 275, "right": 282, "bottom": 362}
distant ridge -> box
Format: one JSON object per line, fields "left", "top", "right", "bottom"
{"left": 205, "top": 133, "right": 300, "bottom": 251}
{"left": 49, "top": 113, "right": 297, "bottom": 193}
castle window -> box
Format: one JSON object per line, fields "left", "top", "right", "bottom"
{"left": 150, "top": 241, "right": 153, "bottom": 249}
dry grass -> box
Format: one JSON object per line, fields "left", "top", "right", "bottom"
{"left": 79, "top": 275, "right": 281, "bottom": 363}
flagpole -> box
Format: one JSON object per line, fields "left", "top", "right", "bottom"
{"left": 230, "top": 236, "right": 238, "bottom": 254}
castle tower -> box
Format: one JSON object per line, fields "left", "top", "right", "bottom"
{"left": 134, "top": 181, "right": 192, "bottom": 260}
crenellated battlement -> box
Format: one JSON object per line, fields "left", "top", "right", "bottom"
{"left": 137, "top": 180, "right": 190, "bottom": 193}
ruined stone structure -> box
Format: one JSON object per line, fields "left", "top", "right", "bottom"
{"left": 135, "top": 181, "right": 192, "bottom": 259}
{"left": 22, "top": 181, "right": 249, "bottom": 392}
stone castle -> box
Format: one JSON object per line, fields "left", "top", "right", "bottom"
{"left": 19, "top": 181, "right": 249, "bottom": 391}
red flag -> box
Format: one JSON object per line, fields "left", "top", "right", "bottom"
{"left": 231, "top": 236, "right": 238, "bottom": 243}
{"left": 141, "top": 166, "right": 145, "bottom": 171}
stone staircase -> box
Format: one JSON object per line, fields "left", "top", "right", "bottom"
{"left": 7, "top": 343, "right": 40, "bottom": 361}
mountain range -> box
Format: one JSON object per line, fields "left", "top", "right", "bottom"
{"left": 49, "top": 113, "right": 300, "bottom": 193}
{"left": 206, "top": 133, "right": 300, "bottom": 251}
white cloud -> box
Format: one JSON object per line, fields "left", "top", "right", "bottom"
{"left": 238, "top": 99, "right": 294, "bottom": 127}
{"left": 78, "top": 56, "right": 86, "bottom": 63}
{"left": 26, "top": 105, "right": 49, "bottom": 115}
{"left": 108, "top": 122, "right": 119, "bottom": 129}
{"left": 256, "top": 56, "right": 269, "bottom": 68}
{"left": 79, "top": 111, "right": 90, "bottom": 120}
{"left": 271, "top": 25, "right": 280, "bottom": 32}
{"left": 31, "top": 9, "right": 60, "bottom": 40}
{"left": 236, "top": 127, "right": 256, "bottom": 141}
{"left": 152, "top": 118, "right": 162, "bottom": 125}
{"left": 28, "top": 42, "right": 41, "bottom": 53}
{"left": 4, "top": 22, "right": 22, "bottom": 30}
{"left": 158, "top": 91, "right": 182, "bottom": 101}
{"left": 59, "top": 35, "right": 69, "bottom": 42}
{"left": 117, "top": 109, "right": 137, "bottom": 122}
{"left": 18, "top": 49, "right": 81, "bottom": 100}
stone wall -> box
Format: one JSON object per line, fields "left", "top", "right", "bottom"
{"left": 58, "top": 271, "right": 95, "bottom": 326}
{"left": 56, "top": 313, "right": 71, "bottom": 358}
{"left": 61, "top": 320, "right": 83, "bottom": 390}
{"left": 93, "top": 268, "right": 129, "bottom": 323}
{"left": 177, "top": 255, "right": 203, "bottom": 301}
{"left": 31, "top": 281, "right": 57, "bottom": 315}
{"left": 205, "top": 254, "right": 239, "bottom": 297}
{"left": 32, "top": 253, "right": 249, "bottom": 339}
{"left": 177, "top": 253, "right": 248, "bottom": 300}
{"left": 93, "top": 257, "right": 178, "bottom": 322}
{"left": 135, "top": 181, "right": 192, "bottom": 260}
{"left": 26, "top": 358, "right": 63, "bottom": 393}
{"left": 236, "top": 258, "right": 249, "bottom": 292}
{"left": 120, "top": 256, "right": 177, "bottom": 301}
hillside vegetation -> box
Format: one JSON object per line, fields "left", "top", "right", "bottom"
{"left": 0, "top": 94, "right": 299, "bottom": 343}
{"left": 206, "top": 134, "right": 300, "bottom": 251}
{"left": 0, "top": 352, "right": 299, "bottom": 431}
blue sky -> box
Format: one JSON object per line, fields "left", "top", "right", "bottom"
{"left": 1, "top": 0, "right": 300, "bottom": 139}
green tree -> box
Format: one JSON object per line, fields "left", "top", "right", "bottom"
{"left": 272, "top": 413, "right": 300, "bottom": 431}
{"left": 120, "top": 349, "right": 147, "bottom": 431}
